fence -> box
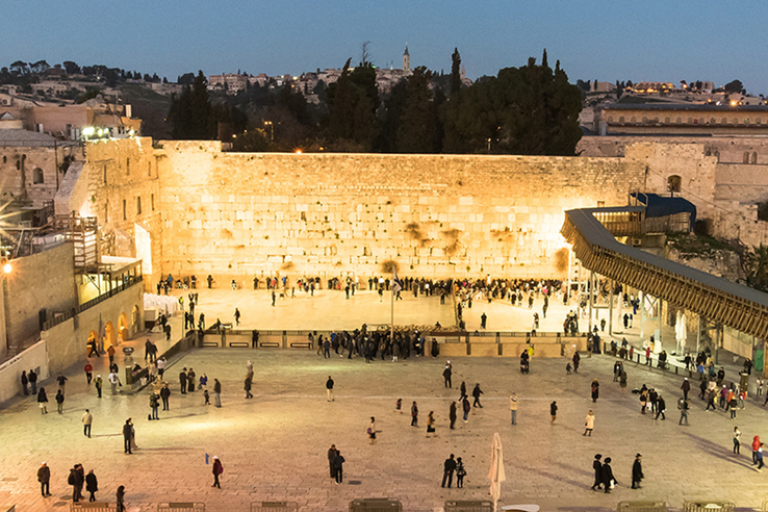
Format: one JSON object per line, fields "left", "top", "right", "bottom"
{"left": 42, "top": 278, "right": 143, "bottom": 331}
{"left": 251, "top": 502, "right": 298, "bottom": 512}
{"left": 444, "top": 501, "right": 493, "bottom": 512}
{"left": 617, "top": 501, "right": 667, "bottom": 512}
{"left": 682, "top": 501, "right": 734, "bottom": 512}
{"left": 157, "top": 503, "right": 205, "bottom": 512}
{"left": 349, "top": 498, "right": 402, "bottom": 511}
{"left": 70, "top": 503, "right": 117, "bottom": 511}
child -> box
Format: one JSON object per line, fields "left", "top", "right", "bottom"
{"left": 204, "top": 389, "right": 210, "bottom": 405}
{"left": 566, "top": 362, "right": 572, "bottom": 374}
{"left": 394, "top": 398, "right": 402, "bottom": 413}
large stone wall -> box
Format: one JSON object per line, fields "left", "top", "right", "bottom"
{"left": 156, "top": 141, "right": 645, "bottom": 281}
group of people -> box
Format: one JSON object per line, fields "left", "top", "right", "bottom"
{"left": 37, "top": 462, "right": 127, "bottom": 509}
{"left": 589, "top": 454, "right": 643, "bottom": 493}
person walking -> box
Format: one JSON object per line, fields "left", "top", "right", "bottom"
{"left": 213, "top": 379, "right": 222, "bottom": 407}
{"left": 85, "top": 470, "right": 98, "bottom": 502}
{"left": 368, "top": 417, "right": 377, "bottom": 444}
{"left": 681, "top": 378, "right": 691, "bottom": 401}
{"left": 116, "top": 485, "right": 126, "bottom": 512}
{"left": 323, "top": 337, "right": 331, "bottom": 359}
{"left": 326, "top": 376, "right": 335, "bottom": 402}
{"left": 602, "top": 457, "right": 615, "bottom": 493}
{"left": 426, "top": 411, "right": 436, "bottom": 438}
{"left": 160, "top": 384, "right": 171, "bottom": 410}
{"left": 631, "top": 454, "right": 644, "bottom": 489}
{"left": 122, "top": 419, "right": 133, "bottom": 454}
{"left": 441, "top": 454, "right": 457, "bottom": 488}
{"left": 94, "top": 375, "right": 103, "bottom": 398}
{"left": 212, "top": 456, "right": 223, "bottom": 488}
{"left": 655, "top": 395, "right": 666, "bottom": 420}
{"left": 550, "top": 401, "right": 558, "bottom": 425}
{"left": 734, "top": 427, "right": 741, "bottom": 454}
{"left": 149, "top": 392, "right": 160, "bottom": 420}
{"left": 758, "top": 444, "right": 765, "bottom": 472}
{"left": 456, "top": 457, "right": 466, "bottom": 488}
{"left": 334, "top": 450, "right": 345, "bottom": 484}
{"left": 462, "top": 397, "right": 471, "bottom": 423}
{"left": 56, "top": 374, "right": 68, "bottom": 395}
{"left": 481, "top": 312, "right": 487, "bottom": 329}
{"left": 55, "top": 389, "right": 65, "bottom": 414}
{"left": 573, "top": 351, "right": 580, "bottom": 373}
{"left": 81, "top": 409, "right": 93, "bottom": 437}
{"left": 472, "top": 384, "right": 484, "bottom": 408}
{"left": 37, "top": 387, "right": 49, "bottom": 414}
{"left": 187, "top": 368, "right": 196, "bottom": 393}
{"left": 37, "top": 462, "right": 51, "bottom": 497}
{"left": 753, "top": 436, "right": 762, "bottom": 465}
{"left": 234, "top": 308, "right": 241, "bottom": 326}
{"left": 678, "top": 398, "right": 689, "bottom": 425}
{"left": 591, "top": 379, "right": 600, "bottom": 403}
{"left": 458, "top": 381, "right": 467, "bottom": 402}
{"left": 583, "top": 410, "right": 595, "bottom": 436}
{"left": 590, "top": 454, "right": 603, "bottom": 491}
{"left": 84, "top": 362, "right": 93, "bottom": 385}
{"left": 244, "top": 376, "right": 253, "bottom": 399}
{"left": 449, "top": 401, "right": 457, "bottom": 430}
{"left": 108, "top": 371, "right": 121, "bottom": 395}
{"left": 411, "top": 401, "right": 419, "bottom": 427}
{"left": 619, "top": 370, "right": 628, "bottom": 395}
{"left": 510, "top": 391, "right": 518, "bottom": 425}
{"left": 443, "top": 363, "right": 452, "bottom": 388}
{"left": 328, "top": 445, "right": 339, "bottom": 480}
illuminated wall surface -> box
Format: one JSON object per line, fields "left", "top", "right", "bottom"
{"left": 84, "top": 139, "right": 653, "bottom": 282}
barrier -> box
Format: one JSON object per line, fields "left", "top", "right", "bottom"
{"left": 251, "top": 502, "right": 299, "bottom": 512}
{"left": 229, "top": 342, "right": 250, "bottom": 348}
{"left": 158, "top": 503, "right": 205, "bottom": 511}
{"left": 349, "top": 498, "right": 402, "bottom": 511}
{"left": 71, "top": 503, "right": 117, "bottom": 511}
{"left": 444, "top": 501, "right": 494, "bottom": 512}
{"left": 290, "top": 342, "right": 312, "bottom": 349}
{"left": 201, "top": 342, "right": 219, "bottom": 348}
{"left": 260, "top": 342, "right": 281, "bottom": 348}
{"left": 617, "top": 501, "right": 667, "bottom": 512}
{"left": 682, "top": 501, "right": 734, "bottom": 512}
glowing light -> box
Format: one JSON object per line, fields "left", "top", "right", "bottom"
{"left": 295, "top": 149, "right": 302, "bottom": 154}
{"left": 82, "top": 127, "right": 95, "bottom": 136}
{"left": 730, "top": 100, "right": 737, "bottom": 107}
{"left": 3, "top": 262, "right": 11, "bottom": 274}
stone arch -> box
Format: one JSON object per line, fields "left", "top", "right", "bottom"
{"left": 118, "top": 312, "right": 129, "bottom": 342}
{"left": 752, "top": 152, "right": 758, "bottom": 164}
{"left": 33, "top": 168, "right": 44, "bottom": 184}
{"left": 667, "top": 175, "right": 682, "bottom": 193}
{"left": 104, "top": 321, "right": 116, "bottom": 350}
{"left": 131, "top": 305, "right": 141, "bottom": 333}
{"left": 744, "top": 152, "right": 750, "bottom": 164}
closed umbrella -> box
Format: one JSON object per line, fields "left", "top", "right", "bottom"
{"left": 488, "top": 432, "right": 506, "bottom": 511}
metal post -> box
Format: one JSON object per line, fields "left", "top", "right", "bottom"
{"left": 640, "top": 291, "right": 645, "bottom": 340}
{"left": 608, "top": 281, "right": 614, "bottom": 336}
{"left": 658, "top": 298, "right": 663, "bottom": 348}
{"left": 588, "top": 271, "right": 593, "bottom": 333}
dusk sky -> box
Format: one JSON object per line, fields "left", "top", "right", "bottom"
{"left": 4, "top": 0, "right": 765, "bottom": 93}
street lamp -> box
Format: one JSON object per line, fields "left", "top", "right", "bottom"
{"left": 264, "top": 121, "right": 274, "bottom": 141}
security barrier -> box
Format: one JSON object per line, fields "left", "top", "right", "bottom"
{"left": 682, "top": 501, "right": 734, "bottom": 512}
{"left": 157, "top": 503, "right": 205, "bottom": 512}
{"left": 349, "top": 498, "right": 402, "bottom": 511}
{"left": 617, "top": 501, "right": 667, "bottom": 512}
{"left": 71, "top": 503, "right": 117, "bottom": 512}
{"left": 251, "top": 502, "right": 299, "bottom": 512}
{"left": 444, "top": 501, "right": 494, "bottom": 512}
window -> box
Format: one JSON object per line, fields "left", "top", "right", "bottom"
{"left": 151, "top": 193, "right": 155, "bottom": 211}
{"left": 710, "top": 118, "right": 716, "bottom": 124}
{"left": 619, "top": 116, "right": 625, "bottom": 123}
{"left": 122, "top": 199, "right": 127, "bottom": 220}
{"left": 126, "top": 158, "right": 130, "bottom": 175}
{"left": 642, "top": 116, "right": 648, "bottom": 123}
{"left": 721, "top": 118, "right": 727, "bottom": 124}
{"left": 688, "top": 117, "right": 693, "bottom": 124}
{"left": 753, "top": 152, "right": 758, "bottom": 164}
{"left": 136, "top": 196, "right": 142, "bottom": 215}
{"left": 744, "top": 152, "right": 750, "bottom": 164}
{"left": 676, "top": 117, "right": 682, "bottom": 124}
{"left": 664, "top": 117, "right": 670, "bottom": 124}
{"left": 597, "top": 201, "right": 605, "bottom": 208}
{"left": 105, "top": 200, "right": 109, "bottom": 224}
{"left": 667, "top": 175, "right": 682, "bottom": 193}
{"left": 2, "top": 156, "right": 6, "bottom": 164}
{"left": 147, "top": 162, "right": 152, "bottom": 177}
{"left": 103, "top": 165, "right": 107, "bottom": 184}
{"left": 33, "top": 168, "right": 44, "bottom": 184}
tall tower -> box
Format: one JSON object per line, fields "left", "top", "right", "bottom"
{"left": 403, "top": 44, "right": 411, "bottom": 74}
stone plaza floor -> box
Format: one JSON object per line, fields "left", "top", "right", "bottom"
{"left": 3, "top": 342, "right": 768, "bottom": 512}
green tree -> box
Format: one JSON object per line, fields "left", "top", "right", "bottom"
{"left": 326, "top": 59, "right": 380, "bottom": 151}
{"left": 62, "top": 61, "right": 80, "bottom": 75}
{"left": 396, "top": 67, "right": 441, "bottom": 153}
{"left": 450, "top": 48, "right": 462, "bottom": 97}
{"left": 724, "top": 79, "right": 744, "bottom": 94}
{"left": 168, "top": 71, "right": 213, "bottom": 139}
{"left": 748, "top": 243, "right": 768, "bottom": 288}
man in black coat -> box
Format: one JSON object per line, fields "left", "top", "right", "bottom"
{"left": 602, "top": 457, "right": 615, "bottom": 493}
{"left": 179, "top": 368, "right": 187, "bottom": 394}
{"left": 327, "top": 444, "right": 338, "bottom": 479}
{"left": 443, "top": 364, "right": 452, "bottom": 388}
{"left": 122, "top": 419, "right": 133, "bottom": 454}
{"left": 590, "top": 454, "right": 603, "bottom": 490}
{"left": 442, "top": 454, "right": 457, "bottom": 488}
{"left": 632, "top": 454, "right": 644, "bottom": 489}
{"left": 472, "top": 384, "right": 484, "bottom": 408}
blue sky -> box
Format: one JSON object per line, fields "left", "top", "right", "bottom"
{"left": 3, "top": 0, "right": 765, "bottom": 93}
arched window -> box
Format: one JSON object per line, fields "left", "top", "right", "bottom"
{"left": 619, "top": 116, "right": 625, "bottom": 123}
{"left": 744, "top": 152, "right": 750, "bottom": 164}
{"left": 607, "top": 116, "right": 614, "bottom": 122}
{"left": 642, "top": 116, "right": 648, "bottom": 123}
{"left": 752, "top": 152, "right": 758, "bottom": 164}
{"left": 664, "top": 117, "right": 671, "bottom": 123}
{"left": 667, "top": 175, "right": 682, "bottom": 193}
{"left": 676, "top": 117, "right": 682, "bottom": 124}
{"left": 33, "top": 168, "right": 44, "bottom": 184}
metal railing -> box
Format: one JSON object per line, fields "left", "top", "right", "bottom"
{"left": 42, "top": 278, "right": 143, "bottom": 331}
{"left": 70, "top": 503, "right": 117, "bottom": 511}
{"left": 349, "top": 498, "right": 402, "bottom": 512}
{"left": 617, "top": 501, "right": 667, "bottom": 512}
{"left": 682, "top": 501, "right": 734, "bottom": 512}
{"left": 157, "top": 503, "right": 205, "bottom": 512}
{"left": 444, "top": 501, "right": 493, "bottom": 512}
{"left": 251, "top": 503, "right": 298, "bottom": 512}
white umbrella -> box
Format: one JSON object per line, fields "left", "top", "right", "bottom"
{"left": 488, "top": 432, "right": 506, "bottom": 511}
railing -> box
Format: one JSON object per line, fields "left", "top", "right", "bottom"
{"left": 349, "top": 499, "right": 402, "bottom": 512}
{"left": 70, "top": 503, "right": 117, "bottom": 511}
{"left": 251, "top": 503, "right": 298, "bottom": 512}
{"left": 617, "top": 502, "right": 666, "bottom": 512}
{"left": 444, "top": 502, "right": 493, "bottom": 512}
{"left": 683, "top": 502, "right": 734, "bottom": 512}
{"left": 157, "top": 503, "right": 205, "bottom": 511}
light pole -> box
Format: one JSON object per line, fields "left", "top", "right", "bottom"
{"left": 1, "top": 255, "right": 12, "bottom": 356}
{"left": 264, "top": 121, "right": 274, "bottom": 141}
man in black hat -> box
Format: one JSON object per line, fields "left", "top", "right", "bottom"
{"left": 590, "top": 454, "right": 603, "bottom": 490}
{"left": 602, "top": 457, "right": 615, "bottom": 493}
{"left": 631, "top": 454, "right": 644, "bottom": 489}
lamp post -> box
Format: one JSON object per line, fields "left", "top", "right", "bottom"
{"left": 264, "top": 121, "right": 274, "bottom": 141}
{"left": 1, "top": 256, "right": 12, "bottom": 356}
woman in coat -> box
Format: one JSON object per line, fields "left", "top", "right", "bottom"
{"left": 85, "top": 470, "right": 98, "bottom": 502}
{"left": 591, "top": 379, "right": 600, "bottom": 403}
{"left": 583, "top": 410, "right": 595, "bottom": 436}
{"left": 37, "top": 387, "right": 49, "bottom": 414}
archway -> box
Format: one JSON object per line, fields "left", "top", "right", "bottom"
{"left": 86, "top": 330, "right": 98, "bottom": 357}
{"left": 104, "top": 321, "right": 116, "bottom": 351}
{"left": 131, "top": 305, "right": 141, "bottom": 334}
{"left": 667, "top": 175, "right": 682, "bottom": 193}
{"left": 118, "top": 313, "right": 129, "bottom": 342}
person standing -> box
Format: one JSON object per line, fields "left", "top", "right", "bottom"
{"left": 583, "top": 410, "right": 595, "bottom": 436}
{"left": 327, "top": 444, "right": 339, "bottom": 480}
{"left": 29, "top": 369, "right": 38, "bottom": 395}
{"left": 631, "top": 454, "right": 644, "bottom": 489}
{"left": 326, "top": 376, "right": 335, "bottom": 402}
{"left": 83, "top": 362, "right": 93, "bottom": 385}
{"left": 655, "top": 395, "right": 667, "bottom": 420}
{"left": 449, "top": 401, "right": 457, "bottom": 430}
{"left": 681, "top": 378, "right": 691, "bottom": 401}
{"left": 510, "top": 391, "right": 518, "bottom": 425}
{"left": 550, "top": 401, "right": 558, "bottom": 425}
{"left": 590, "top": 454, "right": 603, "bottom": 491}
{"left": 21, "top": 370, "right": 28, "bottom": 395}
{"left": 426, "top": 411, "right": 436, "bottom": 438}
{"left": 334, "top": 450, "right": 345, "bottom": 484}
{"left": 37, "top": 387, "right": 49, "bottom": 414}
{"left": 481, "top": 312, "right": 487, "bottom": 329}
{"left": 122, "top": 419, "right": 133, "bottom": 454}
{"left": 472, "top": 383, "right": 484, "bottom": 408}
{"left": 179, "top": 368, "right": 188, "bottom": 394}
{"left": 323, "top": 337, "right": 331, "bottom": 359}
{"left": 244, "top": 376, "right": 253, "bottom": 399}
{"left": 591, "top": 379, "right": 600, "bottom": 403}
{"left": 213, "top": 379, "right": 222, "bottom": 407}
{"left": 573, "top": 352, "right": 580, "bottom": 373}
{"left": 456, "top": 457, "right": 466, "bottom": 488}
{"left": 602, "top": 457, "right": 615, "bottom": 493}
{"left": 68, "top": 466, "right": 81, "bottom": 502}
{"left": 443, "top": 363, "right": 452, "bottom": 388}
{"left": 107, "top": 345, "right": 116, "bottom": 367}
{"left": 85, "top": 470, "right": 98, "bottom": 502}
{"left": 81, "top": 409, "right": 93, "bottom": 437}
{"left": 108, "top": 371, "right": 121, "bottom": 395}
{"left": 116, "top": 485, "right": 126, "bottom": 512}
{"left": 441, "top": 454, "right": 457, "bottom": 488}
{"left": 234, "top": 308, "right": 241, "bottom": 326}
{"left": 160, "top": 384, "right": 171, "bottom": 410}
{"left": 411, "top": 401, "right": 419, "bottom": 427}
{"left": 187, "top": 368, "right": 196, "bottom": 393}
{"left": 55, "top": 389, "right": 65, "bottom": 414}
{"left": 56, "top": 374, "right": 68, "bottom": 395}
{"left": 368, "top": 417, "right": 377, "bottom": 444}
{"left": 462, "top": 397, "right": 471, "bottom": 423}
{"left": 37, "top": 462, "right": 51, "bottom": 497}
{"left": 212, "top": 456, "right": 223, "bottom": 488}
{"left": 734, "top": 427, "right": 741, "bottom": 454}
{"left": 678, "top": 398, "right": 689, "bottom": 425}
{"left": 92, "top": 373, "right": 102, "bottom": 398}
{"left": 753, "top": 436, "right": 762, "bottom": 465}
{"left": 149, "top": 392, "right": 160, "bottom": 420}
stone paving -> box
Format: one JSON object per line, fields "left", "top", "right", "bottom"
{"left": 3, "top": 342, "right": 768, "bottom": 512}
